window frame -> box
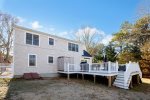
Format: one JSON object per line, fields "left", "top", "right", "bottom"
{"left": 26, "top": 33, "right": 32, "bottom": 45}
{"left": 33, "top": 34, "right": 39, "bottom": 46}
{"left": 25, "top": 32, "right": 40, "bottom": 46}
{"left": 28, "top": 54, "right": 37, "bottom": 67}
{"left": 47, "top": 56, "right": 54, "bottom": 64}
{"left": 68, "top": 42, "right": 79, "bottom": 52}
{"left": 48, "top": 37, "right": 54, "bottom": 45}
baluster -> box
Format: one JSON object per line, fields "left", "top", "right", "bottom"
{"left": 108, "top": 61, "right": 111, "bottom": 73}
{"left": 89, "top": 64, "right": 91, "bottom": 72}
{"left": 67, "top": 63, "right": 69, "bottom": 72}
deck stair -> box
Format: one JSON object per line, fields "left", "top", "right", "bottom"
{"left": 113, "top": 71, "right": 128, "bottom": 89}
{"left": 113, "top": 62, "right": 142, "bottom": 89}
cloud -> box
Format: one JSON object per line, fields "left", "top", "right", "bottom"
{"left": 57, "top": 31, "right": 71, "bottom": 39}
{"left": 101, "top": 35, "right": 113, "bottom": 45}
{"left": 76, "top": 26, "right": 105, "bottom": 37}
{"left": 16, "top": 18, "right": 113, "bottom": 45}
{"left": 39, "top": 27, "right": 55, "bottom": 34}
{"left": 75, "top": 26, "right": 113, "bottom": 45}
{"left": 31, "top": 21, "right": 43, "bottom": 29}
{"left": 49, "top": 28, "right": 55, "bottom": 31}
{"left": 55, "top": 30, "right": 75, "bottom": 39}
{"left": 17, "top": 16, "right": 26, "bottom": 23}
{"left": 16, "top": 17, "right": 56, "bottom": 34}
{"left": 58, "top": 31, "right": 68, "bottom": 36}
{"left": 75, "top": 26, "right": 105, "bottom": 43}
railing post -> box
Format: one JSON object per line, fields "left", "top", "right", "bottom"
{"left": 80, "top": 64, "right": 82, "bottom": 72}
{"left": 89, "top": 63, "right": 91, "bottom": 72}
{"left": 67, "top": 63, "right": 69, "bottom": 72}
{"left": 108, "top": 61, "right": 111, "bottom": 73}
{"left": 116, "top": 61, "right": 118, "bottom": 72}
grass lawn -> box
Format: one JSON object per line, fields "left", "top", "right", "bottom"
{"left": 0, "top": 78, "right": 150, "bottom": 100}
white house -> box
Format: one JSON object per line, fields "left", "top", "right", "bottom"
{"left": 0, "top": 25, "right": 142, "bottom": 89}
{"left": 13, "top": 25, "right": 92, "bottom": 77}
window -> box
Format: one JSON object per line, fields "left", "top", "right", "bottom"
{"left": 48, "top": 56, "right": 53, "bottom": 63}
{"left": 29, "top": 55, "right": 36, "bottom": 67}
{"left": 68, "top": 43, "right": 79, "bottom": 52}
{"left": 68, "top": 43, "right": 72, "bottom": 51}
{"left": 26, "top": 33, "right": 39, "bottom": 46}
{"left": 26, "top": 33, "right": 32, "bottom": 45}
{"left": 49, "top": 38, "right": 54, "bottom": 45}
{"left": 75, "top": 44, "right": 78, "bottom": 52}
{"left": 33, "top": 35, "right": 39, "bottom": 45}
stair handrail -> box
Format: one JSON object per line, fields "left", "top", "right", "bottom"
{"left": 124, "top": 61, "right": 142, "bottom": 87}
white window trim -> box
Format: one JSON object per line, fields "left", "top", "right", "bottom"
{"left": 48, "top": 37, "right": 55, "bottom": 46}
{"left": 28, "top": 54, "right": 37, "bottom": 67}
{"left": 25, "top": 32, "right": 40, "bottom": 47}
{"left": 47, "top": 55, "right": 54, "bottom": 64}
{"left": 68, "top": 42, "right": 79, "bottom": 52}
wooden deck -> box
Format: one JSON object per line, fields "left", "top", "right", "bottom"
{"left": 58, "top": 71, "right": 118, "bottom": 87}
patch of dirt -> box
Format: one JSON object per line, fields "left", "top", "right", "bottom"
{"left": 0, "top": 78, "right": 150, "bottom": 100}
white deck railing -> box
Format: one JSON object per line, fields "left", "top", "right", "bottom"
{"left": 66, "top": 61, "right": 118, "bottom": 73}
{"left": 0, "top": 65, "right": 14, "bottom": 78}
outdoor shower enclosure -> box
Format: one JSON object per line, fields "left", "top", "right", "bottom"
{"left": 57, "top": 56, "right": 74, "bottom": 71}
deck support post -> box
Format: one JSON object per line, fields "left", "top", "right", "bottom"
{"left": 93, "top": 75, "right": 96, "bottom": 84}
{"left": 137, "top": 74, "right": 140, "bottom": 84}
{"left": 107, "top": 76, "right": 112, "bottom": 87}
{"left": 82, "top": 74, "right": 84, "bottom": 80}
{"left": 67, "top": 74, "right": 70, "bottom": 80}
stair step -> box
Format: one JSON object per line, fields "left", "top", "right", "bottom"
{"left": 113, "top": 82, "right": 124, "bottom": 86}
{"left": 114, "top": 80, "right": 124, "bottom": 83}
{"left": 116, "top": 77, "right": 124, "bottom": 80}
{"left": 113, "top": 84, "right": 129, "bottom": 89}
{"left": 117, "top": 75, "right": 124, "bottom": 77}
{"left": 118, "top": 72, "right": 124, "bottom": 74}
{"left": 115, "top": 78, "right": 124, "bottom": 81}
{"left": 116, "top": 77, "right": 124, "bottom": 79}
{"left": 113, "top": 81, "right": 129, "bottom": 87}
{"left": 113, "top": 71, "right": 131, "bottom": 89}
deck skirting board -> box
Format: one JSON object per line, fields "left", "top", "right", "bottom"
{"left": 57, "top": 71, "right": 118, "bottom": 76}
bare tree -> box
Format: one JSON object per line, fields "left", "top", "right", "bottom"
{"left": 0, "top": 12, "right": 18, "bottom": 62}
{"left": 75, "top": 26, "right": 104, "bottom": 56}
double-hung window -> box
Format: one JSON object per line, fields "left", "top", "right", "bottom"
{"left": 48, "top": 56, "right": 53, "bottom": 63}
{"left": 26, "top": 33, "right": 39, "bottom": 46}
{"left": 49, "top": 38, "right": 54, "bottom": 45}
{"left": 29, "top": 54, "right": 36, "bottom": 67}
{"left": 68, "top": 43, "right": 79, "bottom": 52}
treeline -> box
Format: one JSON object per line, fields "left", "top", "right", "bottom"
{"left": 90, "top": 16, "right": 150, "bottom": 78}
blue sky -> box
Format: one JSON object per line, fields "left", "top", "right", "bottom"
{"left": 0, "top": 0, "right": 142, "bottom": 44}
